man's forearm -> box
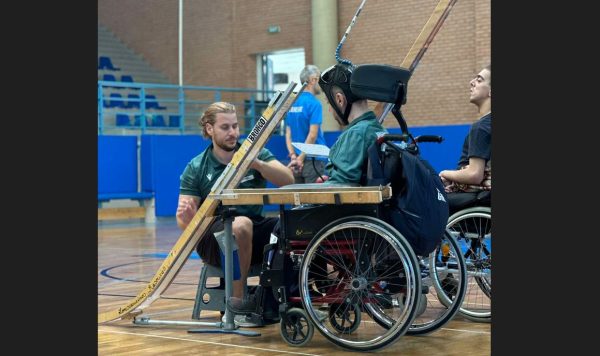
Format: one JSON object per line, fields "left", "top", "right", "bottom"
{"left": 253, "top": 160, "right": 294, "bottom": 186}
{"left": 285, "top": 127, "right": 296, "bottom": 157}
{"left": 440, "top": 166, "right": 484, "bottom": 185}
{"left": 285, "top": 138, "right": 296, "bottom": 157}
{"left": 300, "top": 125, "right": 319, "bottom": 160}
{"left": 304, "top": 132, "right": 317, "bottom": 144}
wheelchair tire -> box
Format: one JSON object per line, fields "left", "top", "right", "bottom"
{"left": 340, "top": 216, "right": 468, "bottom": 335}
{"left": 447, "top": 206, "right": 492, "bottom": 323}
{"left": 279, "top": 308, "right": 314, "bottom": 347}
{"left": 299, "top": 215, "right": 421, "bottom": 351}
{"left": 407, "top": 229, "right": 468, "bottom": 335}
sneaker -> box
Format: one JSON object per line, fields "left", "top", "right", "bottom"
{"left": 221, "top": 313, "right": 261, "bottom": 328}
{"left": 227, "top": 295, "right": 257, "bottom": 314}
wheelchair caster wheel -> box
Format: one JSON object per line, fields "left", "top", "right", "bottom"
{"left": 280, "top": 308, "right": 314, "bottom": 347}
{"left": 329, "top": 302, "right": 361, "bottom": 333}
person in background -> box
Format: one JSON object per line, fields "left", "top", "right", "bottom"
{"left": 285, "top": 64, "right": 329, "bottom": 183}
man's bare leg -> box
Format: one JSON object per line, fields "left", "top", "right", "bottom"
{"left": 231, "top": 216, "right": 253, "bottom": 298}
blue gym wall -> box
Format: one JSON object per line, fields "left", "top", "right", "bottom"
{"left": 98, "top": 135, "right": 138, "bottom": 194}
{"left": 98, "top": 124, "right": 470, "bottom": 217}
{"left": 141, "top": 135, "right": 211, "bottom": 216}
{"left": 388, "top": 125, "right": 469, "bottom": 173}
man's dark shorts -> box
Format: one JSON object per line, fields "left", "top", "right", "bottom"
{"left": 196, "top": 216, "right": 278, "bottom": 267}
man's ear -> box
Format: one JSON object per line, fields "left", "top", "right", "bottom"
{"left": 206, "top": 123, "right": 213, "bottom": 136}
{"left": 488, "top": 88, "right": 491, "bottom": 97}
{"left": 335, "top": 92, "right": 346, "bottom": 109}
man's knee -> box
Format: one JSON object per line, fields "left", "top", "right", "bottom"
{"left": 232, "top": 216, "right": 253, "bottom": 246}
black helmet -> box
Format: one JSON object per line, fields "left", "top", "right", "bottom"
{"left": 319, "top": 63, "right": 361, "bottom": 125}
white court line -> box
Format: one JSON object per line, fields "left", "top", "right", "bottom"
{"left": 98, "top": 329, "right": 323, "bottom": 356}
{"left": 440, "top": 327, "right": 490, "bottom": 334}
{"left": 332, "top": 319, "right": 489, "bottom": 335}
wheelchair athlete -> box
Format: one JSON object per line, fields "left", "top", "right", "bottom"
{"left": 440, "top": 64, "right": 492, "bottom": 322}
{"left": 227, "top": 63, "right": 389, "bottom": 316}
{"left": 228, "top": 64, "right": 387, "bottom": 314}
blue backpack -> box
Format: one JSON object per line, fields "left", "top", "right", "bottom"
{"left": 366, "top": 138, "right": 449, "bottom": 256}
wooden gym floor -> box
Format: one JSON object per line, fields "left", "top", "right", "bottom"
{"left": 98, "top": 218, "right": 491, "bottom": 355}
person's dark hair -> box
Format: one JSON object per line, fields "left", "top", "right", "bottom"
{"left": 485, "top": 64, "right": 491, "bottom": 86}
{"left": 318, "top": 63, "right": 360, "bottom": 125}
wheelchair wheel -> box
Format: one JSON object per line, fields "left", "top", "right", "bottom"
{"left": 447, "top": 206, "right": 491, "bottom": 323}
{"left": 329, "top": 302, "right": 361, "bottom": 334}
{"left": 407, "top": 229, "right": 468, "bottom": 335}
{"left": 356, "top": 218, "right": 468, "bottom": 335}
{"left": 299, "top": 215, "right": 421, "bottom": 351}
{"left": 279, "top": 308, "right": 314, "bottom": 347}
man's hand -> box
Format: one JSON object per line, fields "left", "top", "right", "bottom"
{"left": 439, "top": 171, "right": 455, "bottom": 193}
{"left": 439, "top": 172, "right": 451, "bottom": 186}
{"left": 444, "top": 183, "right": 457, "bottom": 193}
{"left": 316, "top": 175, "right": 329, "bottom": 183}
{"left": 287, "top": 157, "right": 304, "bottom": 174}
{"left": 176, "top": 198, "right": 197, "bottom": 227}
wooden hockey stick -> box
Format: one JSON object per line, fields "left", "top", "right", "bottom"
{"left": 98, "top": 82, "right": 306, "bottom": 323}
{"left": 375, "top": 0, "right": 458, "bottom": 122}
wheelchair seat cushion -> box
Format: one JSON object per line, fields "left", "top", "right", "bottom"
{"left": 447, "top": 190, "right": 491, "bottom": 215}
{"left": 476, "top": 190, "right": 491, "bottom": 206}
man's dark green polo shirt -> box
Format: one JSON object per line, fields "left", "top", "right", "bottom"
{"left": 179, "top": 143, "right": 276, "bottom": 218}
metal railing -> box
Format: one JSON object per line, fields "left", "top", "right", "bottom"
{"left": 98, "top": 81, "right": 276, "bottom": 135}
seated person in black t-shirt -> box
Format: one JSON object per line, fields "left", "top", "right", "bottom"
{"left": 439, "top": 65, "right": 491, "bottom": 214}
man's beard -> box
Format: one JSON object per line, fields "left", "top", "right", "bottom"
{"left": 215, "top": 139, "right": 237, "bottom": 152}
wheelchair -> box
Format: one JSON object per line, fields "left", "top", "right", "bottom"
{"left": 446, "top": 190, "right": 491, "bottom": 322}
{"left": 245, "top": 139, "right": 468, "bottom": 350}
{"left": 239, "top": 64, "right": 467, "bottom": 351}
{"left": 250, "top": 197, "right": 465, "bottom": 351}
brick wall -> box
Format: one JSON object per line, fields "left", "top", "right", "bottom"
{"left": 99, "top": 0, "right": 490, "bottom": 128}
